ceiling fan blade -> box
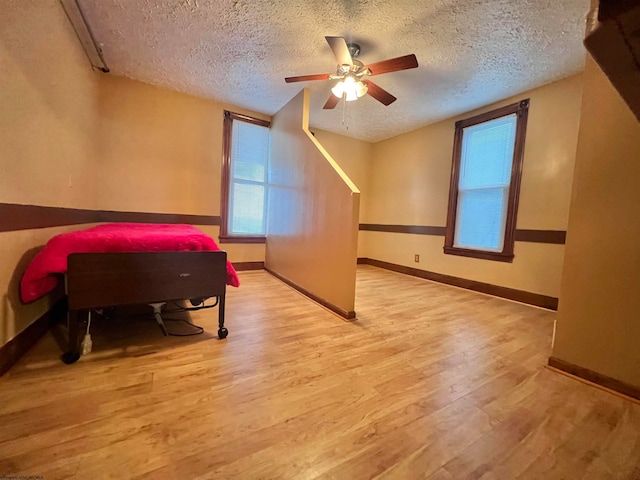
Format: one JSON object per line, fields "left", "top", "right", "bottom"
{"left": 365, "top": 54, "right": 418, "bottom": 76}
{"left": 364, "top": 80, "right": 397, "bottom": 106}
{"left": 285, "top": 73, "right": 331, "bottom": 83}
{"left": 323, "top": 94, "right": 341, "bottom": 109}
{"left": 325, "top": 36, "right": 353, "bottom": 67}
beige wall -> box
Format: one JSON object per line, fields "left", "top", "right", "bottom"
{"left": 552, "top": 56, "right": 640, "bottom": 388}
{"left": 267, "top": 90, "right": 360, "bottom": 314}
{"left": 95, "top": 75, "right": 267, "bottom": 263}
{"left": 362, "top": 74, "right": 585, "bottom": 298}
{"left": 311, "top": 129, "right": 372, "bottom": 219}
{"left": 0, "top": 1, "right": 101, "bottom": 345}
{"left": 1, "top": 1, "right": 100, "bottom": 210}
{"left": 312, "top": 129, "right": 372, "bottom": 256}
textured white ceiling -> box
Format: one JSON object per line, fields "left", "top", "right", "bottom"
{"left": 79, "top": 0, "right": 590, "bottom": 142}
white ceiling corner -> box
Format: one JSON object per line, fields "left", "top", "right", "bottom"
{"left": 79, "top": 0, "right": 591, "bottom": 142}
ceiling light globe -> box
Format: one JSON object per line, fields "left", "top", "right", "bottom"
{"left": 343, "top": 75, "right": 356, "bottom": 87}
{"left": 331, "top": 81, "right": 345, "bottom": 98}
{"left": 330, "top": 76, "right": 367, "bottom": 101}
{"left": 343, "top": 75, "right": 358, "bottom": 101}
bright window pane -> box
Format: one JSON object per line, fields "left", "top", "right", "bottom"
{"left": 454, "top": 113, "right": 517, "bottom": 252}
{"left": 459, "top": 114, "right": 516, "bottom": 189}
{"left": 230, "top": 183, "right": 265, "bottom": 234}
{"left": 228, "top": 118, "right": 269, "bottom": 236}
{"left": 232, "top": 122, "right": 269, "bottom": 182}
{"left": 455, "top": 187, "right": 509, "bottom": 251}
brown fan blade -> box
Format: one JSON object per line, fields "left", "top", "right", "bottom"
{"left": 285, "top": 73, "right": 331, "bottom": 83}
{"left": 325, "top": 36, "right": 353, "bottom": 67}
{"left": 323, "top": 94, "right": 341, "bottom": 109}
{"left": 365, "top": 54, "right": 418, "bottom": 76}
{"left": 364, "top": 80, "right": 397, "bottom": 106}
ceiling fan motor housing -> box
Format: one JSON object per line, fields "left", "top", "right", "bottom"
{"left": 347, "top": 43, "right": 361, "bottom": 58}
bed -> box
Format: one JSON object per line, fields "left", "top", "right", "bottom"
{"left": 20, "top": 223, "right": 240, "bottom": 364}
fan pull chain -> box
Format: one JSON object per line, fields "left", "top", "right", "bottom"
{"left": 341, "top": 92, "right": 350, "bottom": 130}
{"left": 342, "top": 93, "right": 347, "bottom": 124}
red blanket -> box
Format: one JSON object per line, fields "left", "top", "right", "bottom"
{"left": 20, "top": 223, "right": 240, "bottom": 303}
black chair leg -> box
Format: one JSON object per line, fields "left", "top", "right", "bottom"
{"left": 61, "top": 309, "right": 83, "bottom": 364}
{"left": 217, "top": 295, "right": 228, "bottom": 339}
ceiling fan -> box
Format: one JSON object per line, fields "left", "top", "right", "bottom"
{"left": 285, "top": 36, "right": 419, "bottom": 109}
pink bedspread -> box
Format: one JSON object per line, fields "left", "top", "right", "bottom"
{"left": 20, "top": 223, "right": 240, "bottom": 303}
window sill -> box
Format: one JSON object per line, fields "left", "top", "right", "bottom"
{"left": 443, "top": 246, "right": 514, "bottom": 263}
{"left": 218, "top": 235, "right": 266, "bottom": 244}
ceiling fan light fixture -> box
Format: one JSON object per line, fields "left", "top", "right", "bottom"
{"left": 285, "top": 36, "right": 418, "bottom": 110}
{"left": 332, "top": 75, "right": 368, "bottom": 101}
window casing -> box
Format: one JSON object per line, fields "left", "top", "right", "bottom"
{"left": 444, "top": 100, "right": 529, "bottom": 262}
{"left": 220, "top": 111, "right": 270, "bottom": 243}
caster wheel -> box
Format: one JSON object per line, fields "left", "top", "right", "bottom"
{"left": 61, "top": 351, "right": 81, "bottom": 364}
{"left": 190, "top": 297, "right": 205, "bottom": 307}
{"left": 218, "top": 327, "right": 229, "bottom": 339}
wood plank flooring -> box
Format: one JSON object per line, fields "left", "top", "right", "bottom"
{"left": 1, "top": 265, "right": 640, "bottom": 479}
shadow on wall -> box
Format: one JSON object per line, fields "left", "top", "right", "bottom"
{"left": 1, "top": 246, "right": 64, "bottom": 345}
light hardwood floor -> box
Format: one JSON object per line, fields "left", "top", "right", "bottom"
{"left": 1, "top": 266, "right": 639, "bottom": 479}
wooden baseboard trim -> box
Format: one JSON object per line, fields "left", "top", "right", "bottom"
{"left": 233, "top": 261, "right": 265, "bottom": 271}
{"left": 0, "top": 203, "right": 221, "bottom": 232}
{"left": 358, "top": 257, "right": 558, "bottom": 310}
{"left": 548, "top": 356, "right": 640, "bottom": 402}
{"left": 265, "top": 267, "right": 356, "bottom": 320}
{"left": 0, "top": 299, "right": 66, "bottom": 377}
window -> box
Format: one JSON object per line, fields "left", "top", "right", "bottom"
{"left": 220, "top": 111, "right": 270, "bottom": 243}
{"left": 444, "top": 99, "right": 529, "bottom": 262}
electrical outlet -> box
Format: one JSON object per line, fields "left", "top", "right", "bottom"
{"left": 414, "top": 254, "right": 420, "bottom": 263}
